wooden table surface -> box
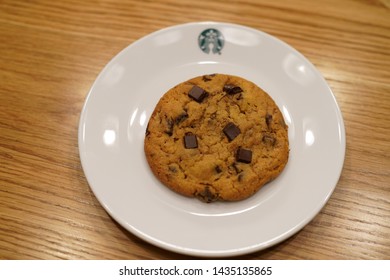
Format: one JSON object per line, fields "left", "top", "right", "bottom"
{"left": 1, "top": 0, "right": 389, "bottom": 260}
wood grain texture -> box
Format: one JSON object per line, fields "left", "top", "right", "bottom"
{"left": 0, "top": 0, "right": 389, "bottom": 259}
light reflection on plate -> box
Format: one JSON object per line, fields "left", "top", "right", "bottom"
{"left": 78, "top": 22, "right": 345, "bottom": 257}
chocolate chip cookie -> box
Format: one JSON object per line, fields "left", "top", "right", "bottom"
{"left": 144, "top": 74, "right": 289, "bottom": 202}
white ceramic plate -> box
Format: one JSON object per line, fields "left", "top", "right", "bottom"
{"left": 78, "top": 22, "right": 345, "bottom": 257}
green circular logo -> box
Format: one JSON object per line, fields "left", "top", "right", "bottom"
{"left": 198, "top": 28, "right": 224, "bottom": 55}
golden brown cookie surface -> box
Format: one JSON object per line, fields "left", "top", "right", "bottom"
{"left": 144, "top": 74, "right": 289, "bottom": 202}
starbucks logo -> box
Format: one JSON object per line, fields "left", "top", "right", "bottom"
{"left": 198, "top": 28, "right": 224, "bottom": 55}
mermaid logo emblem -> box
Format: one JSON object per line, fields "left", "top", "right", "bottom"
{"left": 198, "top": 28, "right": 224, "bottom": 55}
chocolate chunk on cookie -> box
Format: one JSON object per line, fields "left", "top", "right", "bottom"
{"left": 195, "top": 186, "right": 219, "bottom": 203}
{"left": 184, "top": 133, "right": 198, "bottom": 149}
{"left": 236, "top": 147, "right": 252, "bottom": 163}
{"left": 262, "top": 134, "right": 276, "bottom": 146}
{"left": 144, "top": 74, "right": 289, "bottom": 202}
{"left": 265, "top": 113, "right": 273, "bottom": 128}
{"left": 164, "top": 117, "right": 174, "bottom": 136}
{"left": 175, "top": 112, "right": 189, "bottom": 124}
{"left": 188, "top": 85, "right": 208, "bottom": 103}
{"left": 223, "top": 122, "right": 241, "bottom": 141}
{"left": 223, "top": 84, "right": 243, "bottom": 95}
